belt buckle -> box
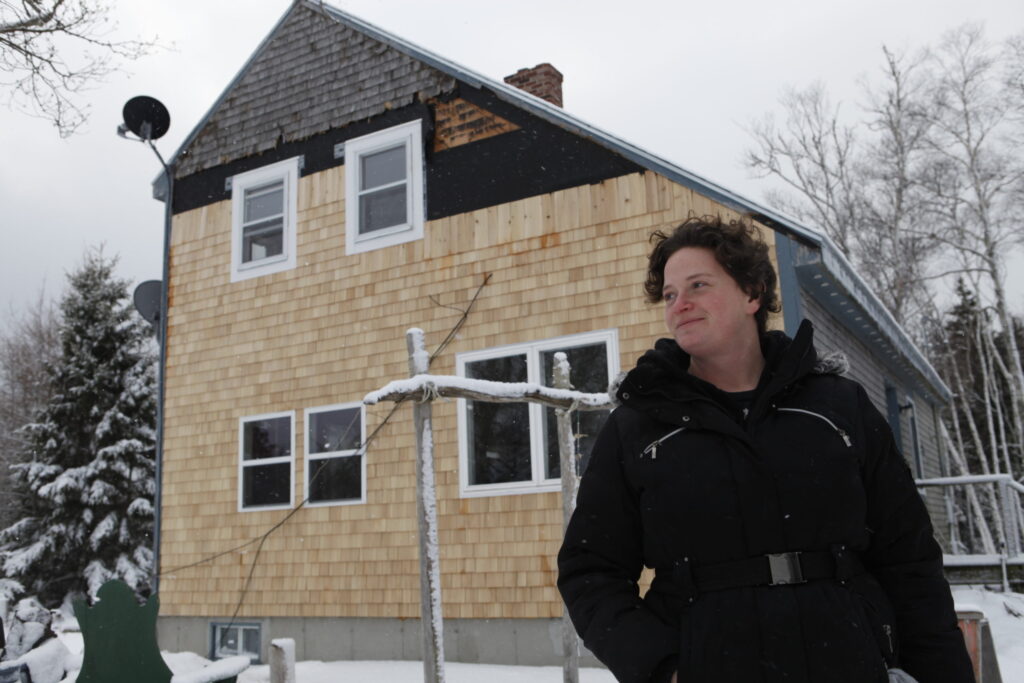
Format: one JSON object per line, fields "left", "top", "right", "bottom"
{"left": 767, "top": 552, "right": 805, "bottom": 585}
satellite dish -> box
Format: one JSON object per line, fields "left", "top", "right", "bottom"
{"left": 133, "top": 280, "right": 163, "bottom": 327}
{"left": 122, "top": 96, "right": 170, "bottom": 141}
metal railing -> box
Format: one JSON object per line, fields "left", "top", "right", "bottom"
{"left": 916, "top": 474, "right": 1024, "bottom": 591}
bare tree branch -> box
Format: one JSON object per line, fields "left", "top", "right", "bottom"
{"left": 0, "top": 0, "right": 159, "bottom": 136}
{"left": 923, "top": 24, "right": 1024, "bottom": 448}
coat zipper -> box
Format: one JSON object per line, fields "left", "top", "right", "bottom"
{"left": 882, "top": 624, "right": 894, "bottom": 655}
{"left": 642, "top": 427, "right": 686, "bottom": 459}
{"left": 776, "top": 407, "right": 852, "bottom": 447}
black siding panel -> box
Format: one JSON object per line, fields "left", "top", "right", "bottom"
{"left": 426, "top": 122, "right": 643, "bottom": 221}
{"left": 172, "top": 96, "right": 642, "bottom": 220}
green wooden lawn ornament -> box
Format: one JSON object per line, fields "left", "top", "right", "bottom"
{"left": 73, "top": 580, "right": 173, "bottom": 683}
{"left": 74, "top": 579, "right": 248, "bottom": 683}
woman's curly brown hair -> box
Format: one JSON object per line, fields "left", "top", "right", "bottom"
{"left": 644, "top": 215, "right": 781, "bottom": 337}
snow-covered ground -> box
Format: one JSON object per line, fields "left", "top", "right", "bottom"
{"left": 211, "top": 659, "right": 615, "bottom": 683}
{"left": 952, "top": 587, "right": 1024, "bottom": 681}
{"left": 36, "top": 588, "right": 1022, "bottom": 682}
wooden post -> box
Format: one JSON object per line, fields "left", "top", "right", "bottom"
{"left": 553, "top": 352, "right": 580, "bottom": 683}
{"left": 407, "top": 329, "right": 446, "bottom": 683}
{"left": 364, "top": 342, "right": 613, "bottom": 683}
{"left": 269, "top": 638, "right": 296, "bottom": 683}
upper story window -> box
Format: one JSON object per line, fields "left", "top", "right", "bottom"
{"left": 239, "top": 411, "right": 294, "bottom": 511}
{"left": 230, "top": 157, "right": 299, "bottom": 282}
{"left": 344, "top": 120, "right": 424, "bottom": 254}
{"left": 456, "top": 330, "right": 618, "bottom": 498}
{"left": 305, "top": 403, "right": 366, "bottom": 506}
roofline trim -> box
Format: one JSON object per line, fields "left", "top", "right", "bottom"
{"left": 153, "top": 2, "right": 302, "bottom": 187}
{"left": 310, "top": 1, "right": 946, "bottom": 397}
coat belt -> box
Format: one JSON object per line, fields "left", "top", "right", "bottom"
{"left": 668, "top": 546, "right": 865, "bottom": 593}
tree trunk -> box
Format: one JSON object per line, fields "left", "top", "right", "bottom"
{"left": 942, "top": 421, "right": 997, "bottom": 554}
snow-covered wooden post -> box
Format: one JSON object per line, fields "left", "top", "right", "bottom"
{"left": 407, "top": 328, "right": 446, "bottom": 683}
{"left": 552, "top": 352, "right": 580, "bottom": 683}
{"left": 269, "top": 638, "right": 296, "bottom": 683}
{"left": 365, "top": 343, "right": 612, "bottom": 682}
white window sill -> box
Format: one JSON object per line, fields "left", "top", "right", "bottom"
{"left": 460, "top": 480, "right": 562, "bottom": 499}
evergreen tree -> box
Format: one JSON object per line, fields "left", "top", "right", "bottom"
{"left": 0, "top": 251, "right": 157, "bottom": 606}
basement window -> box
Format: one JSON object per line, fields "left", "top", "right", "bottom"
{"left": 211, "top": 622, "right": 261, "bottom": 662}
{"left": 344, "top": 120, "right": 425, "bottom": 254}
{"left": 230, "top": 157, "right": 299, "bottom": 282}
{"left": 456, "top": 330, "right": 618, "bottom": 497}
{"left": 305, "top": 403, "right": 366, "bottom": 506}
{"left": 239, "top": 411, "right": 294, "bottom": 511}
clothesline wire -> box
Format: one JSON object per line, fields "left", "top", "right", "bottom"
{"left": 154, "top": 273, "right": 492, "bottom": 640}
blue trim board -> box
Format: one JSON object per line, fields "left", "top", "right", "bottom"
{"left": 794, "top": 260, "right": 949, "bottom": 405}
{"left": 774, "top": 233, "right": 802, "bottom": 337}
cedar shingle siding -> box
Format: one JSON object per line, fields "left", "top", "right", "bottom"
{"left": 176, "top": 6, "right": 455, "bottom": 177}
{"left": 154, "top": 0, "right": 957, "bottom": 664}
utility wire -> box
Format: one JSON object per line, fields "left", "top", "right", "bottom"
{"left": 156, "top": 273, "right": 492, "bottom": 637}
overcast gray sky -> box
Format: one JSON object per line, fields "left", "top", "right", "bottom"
{"left": 1, "top": 0, "right": 1021, "bottom": 324}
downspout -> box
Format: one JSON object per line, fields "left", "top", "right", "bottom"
{"left": 151, "top": 148, "right": 174, "bottom": 597}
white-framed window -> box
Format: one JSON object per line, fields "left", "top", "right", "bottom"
{"left": 211, "top": 622, "right": 261, "bottom": 662}
{"left": 238, "top": 411, "right": 294, "bottom": 511}
{"left": 456, "top": 330, "right": 619, "bottom": 498}
{"left": 304, "top": 403, "right": 366, "bottom": 506}
{"left": 230, "top": 157, "right": 299, "bottom": 282}
{"left": 344, "top": 119, "right": 425, "bottom": 254}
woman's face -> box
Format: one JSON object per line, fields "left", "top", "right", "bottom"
{"left": 662, "top": 247, "right": 761, "bottom": 359}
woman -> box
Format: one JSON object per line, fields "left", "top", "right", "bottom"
{"left": 557, "top": 216, "right": 974, "bottom": 683}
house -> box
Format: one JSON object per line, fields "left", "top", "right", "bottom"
{"left": 152, "top": 0, "right": 956, "bottom": 666}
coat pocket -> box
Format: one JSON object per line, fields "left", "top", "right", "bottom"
{"left": 852, "top": 577, "right": 900, "bottom": 667}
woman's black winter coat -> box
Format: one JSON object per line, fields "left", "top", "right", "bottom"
{"left": 557, "top": 321, "right": 974, "bottom": 683}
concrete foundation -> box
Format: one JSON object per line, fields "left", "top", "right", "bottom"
{"left": 157, "top": 615, "right": 603, "bottom": 668}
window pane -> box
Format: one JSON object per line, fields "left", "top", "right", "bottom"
{"left": 242, "top": 462, "right": 291, "bottom": 507}
{"left": 242, "top": 627, "right": 260, "bottom": 659}
{"left": 242, "top": 220, "right": 283, "bottom": 262}
{"left": 359, "top": 185, "right": 407, "bottom": 234}
{"left": 360, "top": 145, "right": 406, "bottom": 190}
{"left": 309, "top": 408, "right": 361, "bottom": 454}
{"left": 541, "top": 343, "right": 610, "bottom": 479}
{"left": 244, "top": 181, "right": 284, "bottom": 222}
{"left": 243, "top": 417, "right": 291, "bottom": 460}
{"left": 216, "top": 626, "right": 238, "bottom": 655}
{"left": 466, "top": 354, "right": 530, "bottom": 485}
{"left": 308, "top": 455, "right": 362, "bottom": 502}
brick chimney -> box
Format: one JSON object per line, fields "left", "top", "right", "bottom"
{"left": 503, "top": 63, "right": 563, "bottom": 108}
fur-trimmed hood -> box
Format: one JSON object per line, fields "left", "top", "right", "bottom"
{"left": 813, "top": 349, "right": 849, "bottom": 377}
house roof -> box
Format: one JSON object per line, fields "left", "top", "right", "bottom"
{"left": 159, "top": 0, "right": 950, "bottom": 403}
{"left": 170, "top": 2, "right": 455, "bottom": 178}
